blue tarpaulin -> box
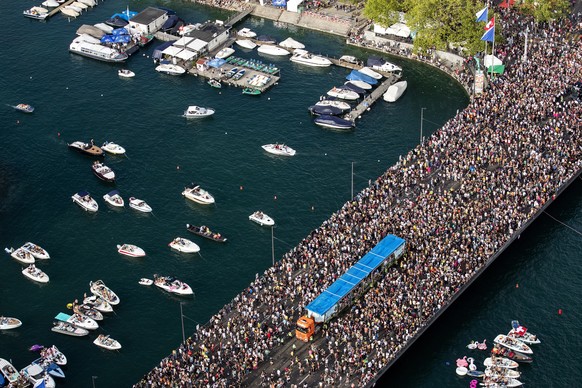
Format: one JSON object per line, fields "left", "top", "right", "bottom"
{"left": 111, "top": 28, "right": 129, "bottom": 36}
{"left": 207, "top": 58, "right": 226, "bottom": 68}
{"left": 100, "top": 35, "right": 115, "bottom": 43}
{"left": 346, "top": 69, "right": 378, "bottom": 85}
{"left": 112, "top": 35, "right": 130, "bottom": 43}
{"left": 272, "top": 0, "right": 287, "bottom": 7}
{"left": 110, "top": 10, "right": 137, "bottom": 21}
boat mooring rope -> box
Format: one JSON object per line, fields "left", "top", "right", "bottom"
{"left": 543, "top": 211, "right": 582, "bottom": 237}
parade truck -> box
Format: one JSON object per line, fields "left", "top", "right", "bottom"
{"left": 296, "top": 234, "right": 406, "bottom": 342}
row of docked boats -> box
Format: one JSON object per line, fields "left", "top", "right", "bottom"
{"left": 68, "top": 140, "right": 126, "bottom": 156}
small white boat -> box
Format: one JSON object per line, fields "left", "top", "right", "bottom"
{"left": 481, "top": 378, "right": 523, "bottom": 387}
{"left": 94, "top": 334, "right": 122, "bottom": 350}
{"left": 51, "top": 320, "right": 89, "bottom": 337}
{"left": 371, "top": 61, "right": 402, "bottom": 73}
{"left": 344, "top": 80, "right": 372, "bottom": 90}
{"left": 90, "top": 279, "right": 120, "bottom": 305}
{"left": 215, "top": 47, "right": 235, "bottom": 59}
{"left": 94, "top": 22, "right": 113, "bottom": 33}
{"left": 290, "top": 49, "right": 332, "bottom": 67}
{"left": 103, "top": 190, "right": 124, "bottom": 207}
{"left": 79, "top": 0, "right": 97, "bottom": 5}
{"left": 23, "top": 6, "right": 49, "bottom": 20}
{"left": 155, "top": 63, "right": 186, "bottom": 76}
{"left": 61, "top": 8, "right": 79, "bottom": 18}
{"left": 169, "top": 237, "right": 200, "bottom": 253}
{"left": 118, "top": 69, "right": 135, "bottom": 78}
{"left": 483, "top": 357, "right": 519, "bottom": 369}
{"left": 262, "top": 143, "right": 296, "bottom": 156}
{"left": 72, "top": 191, "right": 99, "bottom": 212}
{"left": 383, "top": 80, "right": 408, "bottom": 102}
{"left": 494, "top": 334, "right": 533, "bottom": 355}
{"left": 237, "top": 27, "right": 257, "bottom": 38}
{"left": 42, "top": 0, "right": 59, "bottom": 7}
{"left": 339, "top": 55, "right": 359, "bottom": 64}
{"left": 45, "top": 345, "right": 67, "bottom": 366}
{"left": 92, "top": 161, "right": 116, "bottom": 182}
{"left": 235, "top": 39, "right": 257, "bottom": 50}
{"left": 327, "top": 87, "right": 359, "bottom": 101}
{"left": 507, "top": 322, "right": 541, "bottom": 345}
{"left": 279, "top": 37, "right": 305, "bottom": 49}
{"left": 455, "top": 366, "right": 468, "bottom": 376}
{"left": 65, "top": 5, "right": 83, "bottom": 13}
{"left": 55, "top": 312, "right": 98, "bottom": 330}
{"left": 102, "top": 141, "right": 126, "bottom": 155}
{"left": 0, "top": 316, "right": 22, "bottom": 330}
{"left": 117, "top": 244, "right": 145, "bottom": 257}
{"left": 6, "top": 247, "right": 35, "bottom": 264}
{"left": 154, "top": 275, "right": 194, "bottom": 296}
{"left": 139, "top": 278, "right": 153, "bottom": 286}
{"left": 20, "top": 363, "right": 56, "bottom": 388}
{"left": 22, "top": 264, "right": 49, "bottom": 283}
{"left": 249, "top": 211, "right": 275, "bottom": 227}
{"left": 183, "top": 105, "right": 215, "bottom": 118}
{"left": 257, "top": 45, "right": 290, "bottom": 56}
{"left": 31, "top": 357, "right": 65, "bottom": 379}
{"left": 129, "top": 197, "right": 152, "bottom": 213}
{"left": 74, "top": 303, "right": 103, "bottom": 321}
{"left": 315, "top": 99, "right": 351, "bottom": 111}
{"left": 82, "top": 295, "right": 113, "bottom": 313}
{"left": 21, "top": 242, "right": 49, "bottom": 259}
{"left": 71, "top": 2, "right": 88, "bottom": 9}
{"left": 358, "top": 66, "right": 383, "bottom": 80}
{"left": 0, "top": 358, "right": 20, "bottom": 385}
{"left": 182, "top": 184, "right": 215, "bottom": 205}
{"left": 485, "top": 367, "right": 521, "bottom": 379}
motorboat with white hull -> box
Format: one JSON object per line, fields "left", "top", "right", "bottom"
{"left": 83, "top": 295, "right": 113, "bottom": 313}
{"left": 367, "top": 56, "right": 402, "bottom": 73}
{"left": 279, "top": 37, "right": 305, "bottom": 49}
{"left": 22, "top": 264, "right": 49, "bottom": 283}
{"left": 215, "top": 47, "right": 235, "bottom": 59}
{"left": 6, "top": 246, "right": 35, "bottom": 264}
{"left": 90, "top": 279, "right": 120, "bottom": 305}
{"left": 129, "top": 197, "right": 152, "bottom": 213}
{"left": 61, "top": 8, "right": 80, "bottom": 18}
{"left": 118, "top": 69, "right": 135, "bottom": 78}
{"left": 383, "top": 80, "right": 408, "bottom": 102}
{"left": 154, "top": 275, "right": 194, "bottom": 296}
{"left": 182, "top": 183, "right": 215, "bottom": 205}
{"left": 117, "top": 243, "right": 145, "bottom": 257}
{"left": 326, "top": 87, "right": 359, "bottom": 101}
{"left": 358, "top": 67, "right": 383, "bottom": 80}
{"left": 55, "top": 312, "right": 98, "bottom": 330}
{"left": 183, "top": 105, "right": 215, "bottom": 118}
{"left": 43, "top": 345, "right": 67, "bottom": 366}
{"left": 94, "top": 334, "right": 122, "bottom": 350}
{"left": 0, "top": 358, "right": 21, "bottom": 386}
{"left": 309, "top": 104, "right": 346, "bottom": 116}
{"left": 139, "top": 278, "right": 153, "bottom": 286}
{"left": 23, "top": 7, "right": 49, "bottom": 20}
{"left": 345, "top": 80, "right": 372, "bottom": 90}
{"left": 51, "top": 320, "right": 89, "bottom": 336}
{"left": 485, "top": 367, "right": 521, "bottom": 379}
{"left": 315, "top": 99, "right": 351, "bottom": 111}
{"left": 69, "top": 37, "right": 128, "bottom": 63}
{"left": 20, "top": 363, "right": 56, "bottom": 388}
{"left": 31, "top": 357, "right": 65, "bottom": 379}
{"left": 168, "top": 237, "right": 200, "bottom": 253}
{"left": 481, "top": 378, "right": 523, "bottom": 387}
{"left": 21, "top": 242, "right": 49, "bottom": 259}
{"left": 262, "top": 144, "right": 296, "bottom": 156}
{"left": 74, "top": 303, "right": 103, "bottom": 321}
{"left": 257, "top": 45, "right": 290, "bottom": 56}
{"left": 235, "top": 39, "right": 257, "bottom": 50}
{"left": 155, "top": 63, "right": 186, "bottom": 76}
{"left": 237, "top": 27, "right": 257, "bottom": 38}
{"left": 494, "top": 334, "right": 533, "bottom": 355}
{"left": 0, "top": 316, "right": 22, "bottom": 330}
{"left": 68, "top": 140, "right": 104, "bottom": 156}
{"left": 249, "top": 211, "right": 275, "bottom": 227}
{"left": 290, "top": 49, "right": 332, "bottom": 67}
{"left": 104, "top": 190, "right": 124, "bottom": 207}
{"left": 340, "top": 83, "right": 366, "bottom": 95}
{"left": 508, "top": 321, "right": 541, "bottom": 345}
{"left": 186, "top": 224, "right": 227, "bottom": 243}
{"left": 483, "top": 356, "right": 519, "bottom": 369}
{"left": 102, "top": 141, "right": 126, "bottom": 155}
{"left": 314, "top": 115, "right": 355, "bottom": 130}
{"left": 92, "top": 161, "right": 116, "bottom": 182}
{"left": 72, "top": 191, "right": 99, "bottom": 212}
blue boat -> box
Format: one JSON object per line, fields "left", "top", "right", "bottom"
{"left": 160, "top": 15, "right": 178, "bottom": 32}
{"left": 32, "top": 357, "right": 65, "bottom": 379}
{"left": 314, "top": 115, "right": 354, "bottom": 130}
{"left": 341, "top": 82, "right": 366, "bottom": 95}
{"left": 308, "top": 105, "right": 345, "bottom": 116}
{"left": 105, "top": 15, "right": 128, "bottom": 28}
{"left": 346, "top": 70, "right": 378, "bottom": 85}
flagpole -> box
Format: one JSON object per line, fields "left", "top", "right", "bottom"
{"left": 490, "top": 13, "right": 495, "bottom": 80}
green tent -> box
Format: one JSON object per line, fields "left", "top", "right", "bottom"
{"left": 487, "top": 65, "right": 505, "bottom": 74}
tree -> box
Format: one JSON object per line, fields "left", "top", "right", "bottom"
{"left": 363, "top": 0, "right": 407, "bottom": 27}
{"left": 519, "top": 0, "right": 571, "bottom": 23}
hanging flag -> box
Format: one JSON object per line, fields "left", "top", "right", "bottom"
{"left": 481, "top": 17, "right": 495, "bottom": 42}
{"left": 476, "top": 6, "right": 488, "bottom": 22}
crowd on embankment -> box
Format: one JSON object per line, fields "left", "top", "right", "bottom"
{"left": 134, "top": 6, "right": 581, "bottom": 388}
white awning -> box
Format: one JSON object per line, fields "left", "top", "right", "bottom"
{"left": 174, "top": 36, "right": 194, "bottom": 47}
{"left": 162, "top": 46, "right": 183, "bottom": 57}
{"left": 484, "top": 54, "right": 503, "bottom": 68}
{"left": 175, "top": 49, "right": 197, "bottom": 61}
{"left": 374, "top": 22, "right": 410, "bottom": 38}
{"left": 186, "top": 38, "right": 207, "bottom": 52}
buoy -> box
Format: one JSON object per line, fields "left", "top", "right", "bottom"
{"left": 16, "top": 120, "right": 20, "bottom": 124}
{"left": 274, "top": 195, "right": 277, "bottom": 200}
{"left": 311, "top": 206, "right": 314, "bottom": 211}
{"left": 558, "top": 309, "right": 562, "bottom": 315}
{"left": 268, "top": 97, "right": 271, "bottom": 100}
{"left": 176, "top": 166, "right": 180, "bottom": 170}
{"left": 101, "top": 94, "right": 103, "bottom": 97}
{"left": 324, "top": 153, "right": 327, "bottom": 156}
{"left": 57, "top": 132, "right": 60, "bottom": 137}
{"left": 516, "top": 283, "right": 519, "bottom": 288}
{"left": 240, "top": 186, "right": 243, "bottom": 191}
{"left": 66, "top": 303, "right": 73, "bottom": 309}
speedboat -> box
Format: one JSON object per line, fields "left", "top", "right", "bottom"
{"left": 279, "top": 37, "right": 305, "bottom": 49}
{"left": 43, "top": 345, "right": 67, "bottom": 366}
{"left": 51, "top": 320, "right": 89, "bottom": 336}
{"left": 481, "top": 378, "right": 523, "bottom": 387}
{"left": 183, "top": 105, "right": 215, "bottom": 118}
{"left": 215, "top": 47, "right": 235, "bottom": 59}
{"left": 345, "top": 80, "right": 372, "bottom": 90}
{"left": 339, "top": 55, "right": 359, "bottom": 64}
{"left": 262, "top": 143, "right": 296, "bottom": 156}
{"left": 23, "top": 7, "right": 49, "bottom": 20}
{"left": 21, "top": 242, "right": 50, "bottom": 259}
{"left": 55, "top": 312, "right": 98, "bottom": 330}
{"left": 129, "top": 197, "right": 152, "bottom": 212}
{"left": 491, "top": 344, "right": 532, "bottom": 363}
{"left": 31, "top": 357, "right": 65, "bottom": 379}
{"left": 102, "top": 141, "right": 126, "bottom": 155}
{"left": 72, "top": 2, "right": 88, "bottom": 10}
{"left": 494, "top": 334, "right": 533, "bottom": 355}
{"left": 118, "top": 69, "right": 135, "bottom": 78}
{"left": 315, "top": 99, "right": 351, "bottom": 111}
{"left": 11, "top": 103, "right": 35, "bottom": 113}
{"left": 117, "top": 243, "right": 146, "bottom": 257}
{"left": 327, "top": 87, "right": 359, "bottom": 101}
{"left": 367, "top": 56, "right": 402, "bottom": 73}
{"left": 0, "top": 358, "right": 21, "bottom": 386}
{"left": 484, "top": 356, "right": 519, "bottom": 369}
{"left": 186, "top": 224, "right": 227, "bottom": 243}
{"left": 65, "top": 5, "right": 83, "bottom": 13}
{"left": 249, "top": 211, "right": 275, "bottom": 227}
{"left": 345, "top": 70, "right": 378, "bottom": 86}
{"left": 182, "top": 183, "right": 215, "bottom": 205}
{"left": 94, "top": 22, "right": 114, "bottom": 33}
{"left": 290, "top": 49, "right": 332, "bottom": 67}
{"left": 314, "top": 115, "right": 355, "bottom": 130}
{"left": 242, "top": 88, "right": 261, "bottom": 96}
{"left": 257, "top": 45, "right": 290, "bottom": 56}
{"left": 155, "top": 63, "right": 186, "bottom": 76}
{"left": 485, "top": 367, "right": 521, "bottom": 379}
{"left": 342, "top": 82, "right": 367, "bottom": 95}
{"left": 92, "top": 161, "right": 116, "bottom": 182}
{"left": 20, "top": 363, "right": 56, "bottom": 388}
{"left": 256, "top": 35, "right": 277, "bottom": 44}
{"left": 74, "top": 303, "right": 103, "bottom": 321}
{"left": 104, "top": 15, "right": 128, "bottom": 28}
{"left": 22, "top": 264, "right": 49, "bottom": 283}
{"left": 68, "top": 140, "right": 104, "bottom": 156}
{"left": 309, "top": 104, "right": 346, "bottom": 116}
{"left": 61, "top": 7, "right": 79, "bottom": 18}
{"left": 383, "top": 80, "right": 408, "bottom": 102}
{"left": 42, "top": 0, "right": 59, "bottom": 7}
{"left": 168, "top": 237, "right": 200, "bottom": 253}
{"left": 508, "top": 321, "right": 541, "bottom": 344}
{"left": 235, "top": 39, "right": 257, "bottom": 50}
{"left": 0, "top": 316, "right": 22, "bottom": 330}
{"left": 90, "top": 279, "right": 120, "bottom": 305}
{"left": 6, "top": 246, "right": 35, "bottom": 264}
{"left": 208, "top": 79, "right": 222, "bottom": 89}
{"left": 153, "top": 275, "right": 194, "bottom": 296}
{"left": 94, "top": 334, "right": 122, "bottom": 350}
{"left": 72, "top": 191, "right": 99, "bottom": 212}
{"left": 357, "top": 67, "right": 383, "bottom": 80}
{"left": 237, "top": 27, "right": 257, "bottom": 38}
{"left": 233, "top": 68, "right": 246, "bottom": 81}
{"left": 139, "top": 278, "right": 153, "bottom": 286}
{"left": 82, "top": 295, "right": 113, "bottom": 313}
{"left": 103, "top": 190, "right": 124, "bottom": 207}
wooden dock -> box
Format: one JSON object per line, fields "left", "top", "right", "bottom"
{"left": 46, "top": 0, "right": 79, "bottom": 19}
{"left": 345, "top": 73, "right": 399, "bottom": 122}
{"left": 224, "top": 7, "right": 253, "bottom": 27}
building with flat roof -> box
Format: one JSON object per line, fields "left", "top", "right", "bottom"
{"left": 185, "top": 21, "right": 230, "bottom": 52}
{"left": 128, "top": 7, "right": 168, "bottom": 35}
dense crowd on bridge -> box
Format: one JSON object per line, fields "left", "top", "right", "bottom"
{"left": 134, "top": 7, "right": 581, "bottom": 388}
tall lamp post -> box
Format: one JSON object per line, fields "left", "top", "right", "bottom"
{"left": 92, "top": 376, "right": 98, "bottom": 388}
{"left": 180, "top": 302, "right": 185, "bottom": 343}
{"left": 271, "top": 226, "right": 275, "bottom": 266}
{"left": 420, "top": 107, "right": 427, "bottom": 145}
{"left": 351, "top": 161, "right": 354, "bottom": 199}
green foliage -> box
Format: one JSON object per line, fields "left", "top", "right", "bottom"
{"left": 519, "top": 0, "right": 571, "bottom": 22}
{"left": 363, "top": 0, "right": 405, "bottom": 27}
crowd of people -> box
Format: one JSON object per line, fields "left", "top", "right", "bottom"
{"left": 134, "top": 6, "right": 581, "bottom": 388}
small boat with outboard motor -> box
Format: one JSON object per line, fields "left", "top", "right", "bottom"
{"left": 186, "top": 224, "right": 227, "bottom": 243}
{"left": 483, "top": 356, "right": 519, "bottom": 369}
{"left": 129, "top": 197, "right": 152, "bottom": 213}
{"left": 73, "top": 303, "right": 103, "bottom": 321}
{"left": 182, "top": 183, "right": 215, "bottom": 205}
{"left": 31, "top": 357, "right": 65, "bottom": 379}
{"left": 507, "top": 320, "right": 541, "bottom": 345}
{"left": 494, "top": 334, "right": 533, "bottom": 355}
{"left": 313, "top": 115, "right": 355, "bottom": 130}
{"left": 315, "top": 99, "right": 351, "bottom": 111}
{"left": 208, "top": 78, "right": 222, "bottom": 89}
{"left": 22, "top": 264, "right": 49, "bottom": 283}
{"left": 153, "top": 275, "right": 194, "bottom": 296}
{"left": 155, "top": 63, "right": 186, "bottom": 76}
{"left": 20, "top": 363, "right": 56, "bottom": 388}
{"left": 92, "top": 161, "right": 116, "bottom": 182}
{"left": 139, "top": 278, "right": 153, "bottom": 286}
{"left": 491, "top": 344, "right": 532, "bottom": 363}
{"left": 42, "top": 345, "right": 67, "bottom": 366}
{"left": 0, "top": 316, "right": 22, "bottom": 330}
{"left": 6, "top": 246, "right": 35, "bottom": 264}
{"left": 117, "top": 243, "right": 145, "bottom": 257}
{"left": 82, "top": 295, "right": 113, "bottom": 313}
{"left": 94, "top": 334, "right": 122, "bottom": 350}
{"left": 10, "top": 103, "right": 35, "bottom": 113}
{"left": 72, "top": 191, "right": 99, "bottom": 212}
{"left": 485, "top": 367, "right": 521, "bottom": 379}
{"left": 55, "top": 312, "right": 98, "bottom": 330}
{"left": 118, "top": 69, "right": 135, "bottom": 78}
{"left": 168, "top": 237, "right": 200, "bottom": 253}
{"left": 262, "top": 143, "right": 296, "bottom": 156}
{"left": 21, "top": 242, "right": 49, "bottom": 259}
{"left": 51, "top": 320, "right": 89, "bottom": 337}
{"left": 103, "top": 190, "right": 124, "bottom": 207}
{"left": 249, "top": 211, "right": 275, "bottom": 227}
{"left": 309, "top": 104, "right": 346, "bottom": 116}
{"left": 183, "top": 105, "right": 215, "bottom": 118}
{"left": 383, "top": 80, "right": 408, "bottom": 102}
{"left": 235, "top": 39, "right": 257, "bottom": 49}
{"left": 90, "top": 279, "right": 120, "bottom": 305}
{"left": 68, "top": 140, "right": 104, "bottom": 156}
{"left": 326, "top": 87, "right": 359, "bottom": 101}
{"left": 101, "top": 141, "right": 126, "bottom": 155}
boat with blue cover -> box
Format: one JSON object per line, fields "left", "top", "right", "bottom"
{"left": 160, "top": 14, "right": 179, "bottom": 32}
{"left": 313, "top": 115, "right": 354, "bottom": 130}
{"left": 345, "top": 69, "right": 378, "bottom": 85}
{"left": 341, "top": 82, "right": 366, "bottom": 95}
{"left": 308, "top": 104, "right": 345, "bottom": 116}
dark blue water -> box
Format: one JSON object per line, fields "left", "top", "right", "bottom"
{"left": 1, "top": 1, "right": 578, "bottom": 387}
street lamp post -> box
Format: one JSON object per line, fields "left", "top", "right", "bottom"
{"left": 92, "top": 376, "right": 98, "bottom": 388}
{"left": 351, "top": 161, "right": 354, "bottom": 199}
{"left": 180, "top": 302, "right": 185, "bottom": 343}
{"left": 271, "top": 225, "right": 275, "bottom": 266}
{"left": 420, "top": 107, "right": 426, "bottom": 144}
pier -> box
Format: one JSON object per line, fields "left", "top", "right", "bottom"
{"left": 45, "top": 0, "right": 75, "bottom": 19}
{"left": 345, "top": 73, "right": 399, "bottom": 121}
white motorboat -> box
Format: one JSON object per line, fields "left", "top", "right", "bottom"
{"left": 358, "top": 66, "right": 383, "bottom": 80}
{"left": 262, "top": 143, "right": 296, "bottom": 156}
{"left": 249, "top": 211, "right": 275, "bottom": 227}
{"left": 168, "top": 237, "right": 200, "bottom": 253}
{"left": 42, "top": 0, "right": 59, "bottom": 7}
{"left": 155, "top": 63, "right": 186, "bottom": 76}
{"left": 315, "top": 99, "right": 351, "bottom": 111}
{"left": 153, "top": 275, "right": 194, "bottom": 296}
{"left": 257, "top": 45, "right": 290, "bottom": 56}
{"left": 6, "top": 246, "right": 35, "bottom": 264}
{"left": 483, "top": 357, "right": 519, "bottom": 369}
{"left": 65, "top": 5, "right": 83, "bottom": 13}
{"left": 92, "top": 161, "right": 116, "bottom": 182}
{"left": 90, "top": 279, "right": 120, "bottom": 305}
{"left": 485, "top": 367, "right": 521, "bottom": 379}
{"left": 51, "top": 320, "right": 89, "bottom": 337}
{"left": 22, "top": 264, "right": 49, "bottom": 283}
{"left": 31, "top": 357, "right": 65, "bottom": 379}
{"left": 56, "top": 312, "right": 98, "bottom": 330}
{"left": 481, "top": 378, "right": 523, "bottom": 387}
{"left": 69, "top": 37, "right": 128, "bottom": 62}
{"left": 183, "top": 105, "right": 215, "bottom": 118}
{"left": 235, "top": 39, "right": 257, "bottom": 50}
{"left": 371, "top": 61, "right": 402, "bottom": 73}
{"left": 21, "top": 364, "right": 56, "bottom": 388}
{"left": 23, "top": 7, "right": 49, "bottom": 20}
{"left": 94, "top": 334, "right": 122, "bottom": 350}
{"left": 139, "top": 278, "right": 153, "bottom": 286}
{"left": 21, "top": 242, "right": 49, "bottom": 259}
{"left": 79, "top": 0, "right": 96, "bottom": 5}
{"left": 103, "top": 190, "right": 124, "bottom": 207}
{"left": 102, "top": 141, "right": 126, "bottom": 155}
{"left": 182, "top": 184, "right": 215, "bottom": 205}
{"left": 383, "top": 80, "right": 408, "bottom": 102}
{"left": 72, "top": 190, "right": 99, "bottom": 212}
{"left": 237, "top": 27, "right": 257, "bottom": 38}
{"left": 290, "top": 49, "right": 332, "bottom": 67}
{"left": 0, "top": 316, "right": 22, "bottom": 330}
{"left": 345, "top": 80, "right": 372, "bottom": 90}
{"left": 339, "top": 55, "right": 359, "bottom": 64}
{"left": 117, "top": 243, "right": 146, "bottom": 257}
{"left": 129, "top": 197, "right": 152, "bottom": 213}
{"left": 61, "top": 7, "right": 79, "bottom": 18}
{"left": 118, "top": 69, "right": 135, "bottom": 78}
{"left": 508, "top": 322, "right": 541, "bottom": 345}
{"left": 279, "top": 37, "right": 305, "bottom": 49}
{"left": 82, "top": 295, "right": 113, "bottom": 313}
{"left": 94, "top": 22, "right": 113, "bottom": 33}
{"left": 326, "top": 87, "right": 359, "bottom": 101}
{"left": 74, "top": 303, "right": 103, "bottom": 321}
{"left": 215, "top": 47, "right": 235, "bottom": 59}
{"left": 44, "top": 345, "right": 67, "bottom": 366}
{"left": 494, "top": 334, "right": 533, "bottom": 355}
{"left": 72, "top": 2, "right": 88, "bottom": 10}
{"left": 0, "top": 358, "right": 21, "bottom": 386}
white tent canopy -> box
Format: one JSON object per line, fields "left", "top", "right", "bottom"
{"left": 174, "top": 36, "right": 194, "bottom": 47}
{"left": 484, "top": 54, "right": 503, "bottom": 68}
{"left": 175, "top": 49, "right": 197, "bottom": 61}
{"left": 374, "top": 22, "right": 411, "bottom": 38}
{"left": 162, "top": 45, "right": 183, "bottom": 57}
{"left": 286, "top": 0, "right": 303, "bottom": 13}
{"left": 186, "top": 38, "right": 207, "bottom": 52}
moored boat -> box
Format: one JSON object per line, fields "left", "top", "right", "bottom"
{"left": 153, "top": 275, "right": 194, "bottom": 296}
{"left": 357, "top": 67, "right": 383, "bottom": 80}
{"left": 23, "top": 7, "right": 49, "bottom": 20}
{"left": 22, "top": 264, "right": 49, "bottom": 283}
{"left": 314, "top": 99, "right": 351, "bottom": 111}
{"left": 20, "top": 363, "right": 56, "bottom": 388}
{"left": 262, "top": 143, "right": 296, "bottom": 156}
{"left": 139, "top": 278, "right": 153, "bottom": 286}
{"left": 21, "top": 242, "right": 50, "bottom": 259}
{"left": 494, "top": 334, "right": 533, "bottom": 355}
{"left": 383, "top": 80, "right": 408, "bottom": 102}
{"left": 183, "top": 105, "right": 215, "bottom": 118}
{"left": 326, "top": 87, "right": 359, "bottom": 101}
{"left": 117, "top": 243, "right": 145, "bottom": 257}
{"left": 485, "top": 367, "right": 521, "bottom": 379}
{"left": 68, "top": 140, "right": 104, "bottom": 156}
{"left": 61, "top": 7, "right": 80, "bottom": 18}
{"left": 235, "top": 39, "right": 257, "bottom": 50}
{"left": 92, "top": 161, "right": 116, "bottom": 182}
{"left": 309, "top": 104, "right": 346, "bottom": 116}
{"left": 339, "top": 55, "right": 359, "bottom": 64}
{"left": 233, "top": 68, "right": 246, "bottom": 81}
{"left": 168, "top": 237, "right": 200, "bottom": 253}
{"left": 82, "top": 295, "right": 113, "bottom": 313}
{"left": 341, "top": 82, "right": 366, "bottom": 95}
{"left": 242, "top": 88, "right": 261, "bottom": 96}
{"left": 367, "top": 56, "right": 402, "bottom": 73}
{"left": 290, "top": 49, "right": 332, "bottom": 67}
{"left": 345, "top": 80, "right": 372, "bottom": 90}
{"left": 11, "top": 103, "right": 35, "bottom": 113}
{"left": 129, "top": 197, "right": 152, "bottom": 213}
{"left": 215, "top": 47, "right": 235, "bottom": 59}
{"left": 102, "top": 141, "right": 126, "bottom": 155}
{"left": 43, "top": 345, "right": 67, "bottom": 366}
{"left": 55, "top": 312, "right": 98, "bottom": 330}
{"left": 257, "top": 45, "right": 290, "bottom": 56}
{"left": 31, "top": 357, "right": 65, "bottom": 379}
{"left": 72, "top": 191, "right": 99, "bottom": 212}
{"left": 208, "top": 79, "right": 222, "bottom": 89}
{"left": 182, "top": 183, "right": 215, "bottom": 205}
{"left": 314, "top": 115, "right": 355, "bottom": 130}
{"left": 481, "top": 377, "right": 523, "bottom": 387}
{"left": 508, "top": 321, "right": 540, "bottom": 345}
{"left": 0, "top": 316, "right": 22, "bottom": 330}
{"left": 237, "top": 27, "right": 257, "bottom": 38}
{"left": 94, "top": 334, "right": 122, "bottom": 350}
{"left": 103, "top": 190, "right": 124, "bottom": 207}
{"left": 69, "top": 37, "right": 128, "bottom": 63}
{"left": 6, "top": 246, "right": 35, "bottom": 264}
{"left": 51, "top": 320, "right": 89, "bottom": 336}
{"left": 279, "top": 37, "right": 305, "bottom": 49}
{"left": 186, "top": 224, "right": 227, "bottom": 243}
{"left": 0, "top": 358, "right": 21, "bottom": 386}
{"left": 73, "top": 303, "right": 103, "bottom": 321}
{"left": 483, "top": 356, "right": 519, "bottom": 369}
{"left": 90, "top": 279, "right": 120, "bottom": 305}
{"left": 491, "top": 344, "right": 533, "bottom": 363}
{"left": 249, "top": 211, "right": 275, "bottom": 227}
{"left": 155, "top": 63, "right": 186, "bottom": 76}
{"left": 118, "top": 69, "right": 135, "bottom": 78}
